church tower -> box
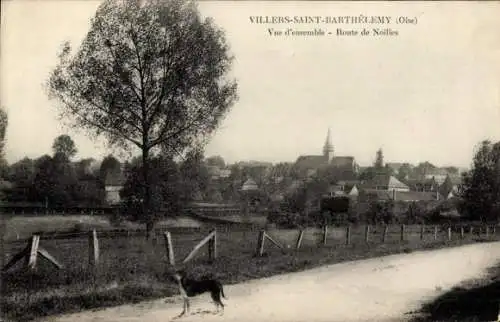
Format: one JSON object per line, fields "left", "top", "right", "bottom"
{"left": 323, "top": 128, "right": 334, "bottom": 162}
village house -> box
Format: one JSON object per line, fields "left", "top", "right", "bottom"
{"left": 363, "top": 174, "right": 410, "bottom": 192}
{"left": 404, "top": 177, "right": 440, "bottom": 192}
{"left": 327, "top": 180, "right": 360, "bottom": 199}
{"left": 103, "top": 170, "right": 125, "bottom": 205}
{"left": 422, "top": 168, "right": 449, "bottom": 185}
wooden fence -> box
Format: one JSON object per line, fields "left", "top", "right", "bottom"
{"left": 2, "top": 223, "right": 499, "bottom": 273}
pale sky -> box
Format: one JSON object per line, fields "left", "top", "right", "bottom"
{"left": 1, "top": 1, "right": 500, "bottom": 168}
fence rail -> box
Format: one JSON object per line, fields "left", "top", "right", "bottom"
{"left": 1, "top": 204, "right": 243, "bottom": 216}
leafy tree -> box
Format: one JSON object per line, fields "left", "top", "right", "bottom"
{"left": 228, "top": 164, "right": 242, "bottom": 182}
{"left": 179, "top": 148, "right": 209, "bottom": 202}
{"left": 121, "top": 155, "right": 182, "bottom": 223}
{"left": 99, "top": 154, "right": 121, "bottom": 184}
{"left": 461, "top": 140, "right": 500, "bottom": 222}
{"left": 205, "top": 155, "right": 225, "bottom": 169}
{"left": 75, "top": 158, "right": 96, "bottom": 179}
{"left": 222, "top": 163, "right": 242, "bottom": 201}
{"left": 365, "top": 200, "right": 395, "bottom": 225}
{"left": 243, "top": 165, "right": 268, "bottom": 186}
{"left": 397, "top": 163, "right": 413, "bottom": 181}
{"left": 73, "top": 158, "right": 103, "bottom": 206}
{"left": 5, "top": 158, "right": 35, "bottom": 202}
{"left": 283, "top": 177, "right": 327, "bottom": 215}
{"left": 0, "top": 107, "right": 8, "bottom": 176}
{"left": 414, "top": 161, "right": 436, "bottom": 178}
{"left": 7, "top": 158, "right": 35, "bottom": 186}
{"left": 359, "top": 166, "right": 376, "bottom": 181}
{"left": 33, "top": 155, "right": 54, "bottom": 206}
{"left": 52, "top": 134, "right": 78, "bottom": 160}
{"left": 47, "top": 0, "right": 238, "bottom": 237}
{"left": 33, "top": 153, "right": 79, "bottom": 207}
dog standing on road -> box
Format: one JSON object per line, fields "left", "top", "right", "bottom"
{"left": 172, "top": 270, "right": 226, "bottom": 317}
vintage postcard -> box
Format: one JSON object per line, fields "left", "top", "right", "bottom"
{"left": 1, "top": 1, "right": 499, "bottom": 321}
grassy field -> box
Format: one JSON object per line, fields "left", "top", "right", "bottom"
{"left": 2, "top": 214, "right": 206, "bottom": 242}
{"left": 2, "top": 221, "right": 499, "bottom": 322}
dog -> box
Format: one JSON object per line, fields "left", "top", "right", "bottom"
{"left": 172, "top": 269, "right": 226, "bottom": 317}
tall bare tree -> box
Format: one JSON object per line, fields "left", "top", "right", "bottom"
{"left": 47, "top": 0, "right": 238, "bottom": 236}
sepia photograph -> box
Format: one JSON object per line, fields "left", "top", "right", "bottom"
{"left": 1, "top": 0, "right": 500, "bottom": 321}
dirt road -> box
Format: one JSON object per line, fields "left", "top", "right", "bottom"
{"left": 47, "top": 242, "right": 500, "bottom": 322}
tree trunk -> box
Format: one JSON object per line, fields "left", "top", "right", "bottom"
{"left": 142, "top": 147, "right": 153, "bottom": 240}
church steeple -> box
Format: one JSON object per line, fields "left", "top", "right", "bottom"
{"left": 323, "top": 128, "right": 334, "bottom": 162}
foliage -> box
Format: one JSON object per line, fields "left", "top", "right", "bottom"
{"left": 267, "top": 211, "right": 316, "bottom": 228}
{"left": 32, "top": 154, "right": 79, "bottom": 207}
{"left": 405, "top": 201, "right": 426, "bottom": 224}
{"left": 179, "top": 148, "right": 210, "bottom": 202}
{"left": 0, "top": 106, "right": 8, "bottom": 176}
{"left": 320, "top": 196, "right": 350, "bottom": 214}
{"left": 365, "top": 200, "right": 395, "bottom": 225}
{"left": 397, "top": 163, "right": 414, "bottom": 181}
{"left": 358, "top": 166, "right": 377, "bottom": 181}
{"left": 6, "top": 157, "right": 35, "bottom": 187}
{"left": 461, "top": 140, "right": 500, "bottom": 222}
{"left": 414, "top": 161, "right": 437, "bottom": 178}
{"left": 75, "top": 158, "right": 97, "bottom": 179}
{"left": 121, "top": 155, "right": 182, "bottom": 222}
{"left": 282, "top": 178, "right": 328, "bottom": 214}
{"left": 99, "top": 154, "right": 121, "bottom": 184}
{"left": 52, "top": 134, "right": 78, "bottom": 159}
{"left": 47, "top": 0, "right": 238, "bottom": 233}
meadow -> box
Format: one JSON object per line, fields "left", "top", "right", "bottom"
{"left": 1, "top": 214, "right": 499, "bottom": 321}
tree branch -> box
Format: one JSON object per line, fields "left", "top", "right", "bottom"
{"left": 56, "top": 94, "right": 143, "bottom": 148}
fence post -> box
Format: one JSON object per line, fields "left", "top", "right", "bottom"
{"left": 434, "top": 226, "right": 438, "bottom": 241}
{"left": 460, "top": 226, "right": 464, "bottom": 239}
{"left": 296, "top": 230, "right": 304, "bottom": 250}
{"left": 485, "top": 226, "right": 489, "bottom": 238}
{"left": 447, "top": 227, "right": 452, "bottom": 241}
{"left": 400, "top": 224, "right": 405, "bottom": 242}
{"left": 88, "top": 230, "right": 99, "bottom": 268}
{"left": 256, "top": 230, "right": 266, "bottom": 256}
{"left": 469, "top": 226, "right": 474, "bottom": 237}
{"left": 364, "top": 225, "right": 370, "bottom": 243}
{"left": 323, "top": 225, "right": 328, "bottom": 246}
{"left": 382, "top": 225, "right": 388, "bottom": 243}
{"left": 420, "top": 225, "right": 425, "bottom": 241}
{"left": 345, "top": 225, "right": 351, "bottom": 246}
{"left": 163, "top": 231, "right": 175, "bottom": 266}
